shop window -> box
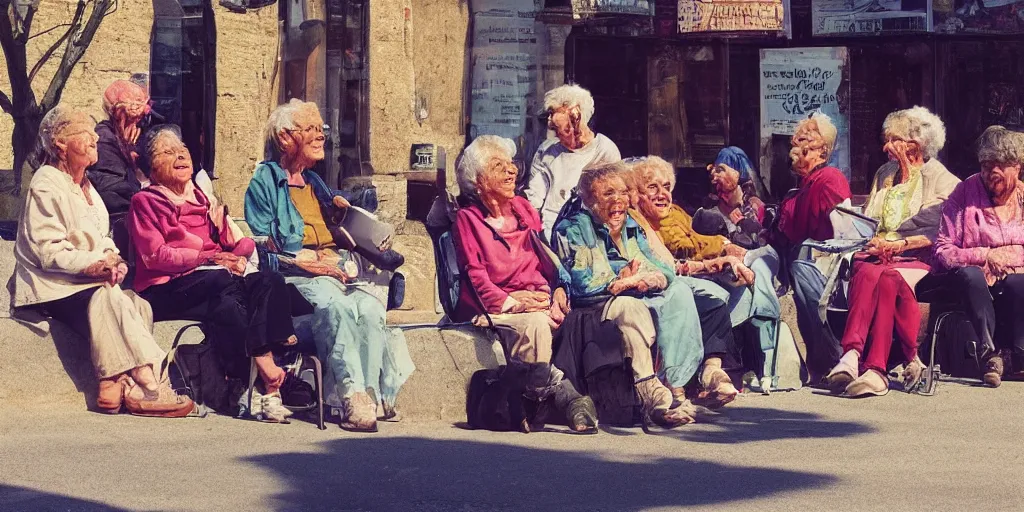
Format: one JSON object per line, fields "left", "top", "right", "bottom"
{"left": 325, "top": 0, "right": 370, "bottom": 184}
{"left": 940, "top": 40, "right": 1024, "bottom": 179}
{"left": 150, "top": 0, "right": 216, "bottom": 175}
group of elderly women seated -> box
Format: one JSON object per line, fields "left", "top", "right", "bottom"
{"left": 13, "top": 95, "right": 412, "bottom": 432}
{"left": 12, "top": 82, "right": 1024, "bottom": 433}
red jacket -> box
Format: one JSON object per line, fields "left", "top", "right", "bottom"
{"left": 451, "top": 196, "right": 558, "bottom": 321}
{"left": 778, "top": 166, "right": 852, "bottom": 244}
{"left": 128, "top": 186, "right": 254, "bottom": 291}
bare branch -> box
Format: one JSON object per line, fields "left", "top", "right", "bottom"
{"left": 0, "top": 89, "right": 12, "bottom": 113}
{"left": 41, "top": 0, "right": 108, "bottom": 110}
{"left": 16, "top": 4, "right": 37, "bottom": 44}
{"left": 28, "top": 21, "right": 77, "bottom": 84}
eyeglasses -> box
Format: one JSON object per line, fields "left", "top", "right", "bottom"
{"left": 62, "top": 130, "right": 99, "bottom": 144}
{"left": 156, "top": 142, "right": 189, "bottom": 158}
{"left": 286, "top": 123, "right": 330, "bottom": 138}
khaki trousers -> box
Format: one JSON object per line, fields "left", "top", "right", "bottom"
{"left": 87, "top": 286, "right": 166, "bottom": 379}
{"left": 603, "top": 297, "right": 658, "bottom": 381}
{"left": 487, "top": 312, "right": 554, "bottom": 364}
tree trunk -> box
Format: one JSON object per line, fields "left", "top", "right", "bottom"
{"left": 11, "top": 108, "right": 43, "bottom": 197}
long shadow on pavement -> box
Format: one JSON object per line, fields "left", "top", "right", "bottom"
{"left": 0, "top": 484, "right": 132, "bottom": 512}
{"left": 246, "top": 436, "right": 839, "bottom": 511}
{"left": 665, "top": 406, "right": 876, "bottom": 444}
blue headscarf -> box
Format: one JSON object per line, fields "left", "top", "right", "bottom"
{"left": 713, "top": 146, "right": 755, "bottom": 185}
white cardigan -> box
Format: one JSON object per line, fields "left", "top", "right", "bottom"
{"left": 13, "top": 165, "right": 118, "bottom": 307}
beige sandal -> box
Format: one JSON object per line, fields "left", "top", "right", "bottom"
{"left": 696, "top": 367, "right": 738, "bottom": 409}
{"left": 341, "top": 391, "right": 378, "bottom": 433}
{"left": 827, "top": 351, "right": 860, "bottom": 394}
{"left": 844, "top": 369, "right": 889, "bottom": 398}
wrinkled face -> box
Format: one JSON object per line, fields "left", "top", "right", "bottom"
{"left": 882, "top": 133, "right": 921, "bottom": 163}
{"left": 55, "top": 115, "right": 99, "bottom": 169}
{"left": 591, "top": 175, "right": 630, "bottom": 233}
{"left": 790, "top": 123, "right": 828, "bottom": 177}
{"left": 549, "top": 105, "right": 583, "bottom": 150}
{"left": 981, "top": 159, "right": 1022, "bottom": 200}
{"left": 281, "top": 107, "right": 326, "bottom": 163}
{"left": 710, "top": 164, "right": 740, "bottom": 196}
{"left": 150, "top": 132, "right": 193, "bottom": 188}
{"left": 476, "top": 154, "right": 518, "bottom": 204}
{"left": 638, "top": 169, "right": 673, "bottom": 221}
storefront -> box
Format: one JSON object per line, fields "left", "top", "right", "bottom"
{"left": 556, "top": 0, "right": 1024, "bottom": 206}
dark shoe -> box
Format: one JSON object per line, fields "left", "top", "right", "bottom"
{"left": 983, "top": 355, "right": 1004, "bottom": 388}
{"left": 96, "top": 375, "right": 128, "bottom": 414}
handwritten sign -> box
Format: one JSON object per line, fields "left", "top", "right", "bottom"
{"left": 812, "top": 0, "right": 930, "bottom": 35}
{"left": 678, "top": 0, "right": 785, "bottom": 32}
{"left": 759, "top": 47, "right": 850, "bottom": 189}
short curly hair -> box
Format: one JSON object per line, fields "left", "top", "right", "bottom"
{"left": 579, "top": 161, "right": 629, "bottom": 209}
{"left": 882, "top": 106, "right": 946, "bottom": 161}
{"left": 543, "top": 84, "right": 596, "bottom": 126}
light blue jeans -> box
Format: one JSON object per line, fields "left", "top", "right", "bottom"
{"left": 288, "top": 276, "right": 415, "bottom": 408}
{"left": 644, "top": 278, "right": 731, "bottom": 388}
{"left": 725, "top": 246, "right": 782, "bottom": 352}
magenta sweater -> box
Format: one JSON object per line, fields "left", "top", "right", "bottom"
{"left": 127, "top": 186, "right": 254, "bottom": 291}
{"left": 934, "top": 174, "right": 1024, "bottom": 271}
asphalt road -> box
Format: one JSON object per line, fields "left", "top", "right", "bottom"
{"left": 2, "top": 379, "right": 1023, "bottom": 512}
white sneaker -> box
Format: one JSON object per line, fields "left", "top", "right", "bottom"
{"left": 260, "top": 392, "right": 294, "bottom": 423}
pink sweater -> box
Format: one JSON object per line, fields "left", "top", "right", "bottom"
{"left": 127, "top": 186, "right": 254, "bottom": 291}
{"left": 934, "top": 174, "right": 1024, "bottom": 271}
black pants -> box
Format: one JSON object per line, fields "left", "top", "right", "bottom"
{"left": 699, "top": 296, "right": 743, "bottom": 372}
{"left": 40, "top": 287, "right": 100, "bottom": 341}
{"left": 916, "top": 266, "right": 1024, "bottom": 366}
{"left": 141, "top": 270, "right": 295, "bottom": 379}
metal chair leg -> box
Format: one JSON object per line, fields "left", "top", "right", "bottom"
{"left": 246, "top": 357, "right": 258, "bottom": 417}
{"left": 310, "top": 355, "right": 326, "bottom": 430}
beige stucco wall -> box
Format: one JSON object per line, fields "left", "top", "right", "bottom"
{"left": 210, "top": 7, "right": 280, "bottom": 214}
{"left": 0, "top": 0, "right": 153, "bottom": 218}
{"left": 368, "top": 0, "right": 469, "bottom": 177}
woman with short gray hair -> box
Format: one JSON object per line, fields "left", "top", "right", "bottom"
{"left": 918, "top": 125, "right": 1024, "bottom": 388}
{"left": 13, "top": 106, "right": 193, "bottom": 418}
{"left": 824, "top": 107, "right": 960, "bottom": 397}
{"left": 451, "top": 135, "right": 599, "bottom": 433}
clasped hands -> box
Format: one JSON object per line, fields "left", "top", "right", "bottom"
{"left": 865, "top": 236, "right": 908, "bottom": 263}
{"left": 83, "top": 250, "right": 129, "bottom": 285}
{"left": 675, "top": 255, "right": 755, "bottom": 286}
{"left": 608, "top": 259, "right": 668, "bottom": 295}
{"left": 506, "top": 288, "right": 570, "bottom": 329}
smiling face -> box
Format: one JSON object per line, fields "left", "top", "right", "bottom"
{"left": 280, "top": 106, "right": 326, "bottom": 164}
{"left": 591, "top": 174, "right": 630, "bottom": 233}
{"left": 710, "top": 163, "right": 740, "bottom": 196}
{"left": 981, "top": 159, "right": 1022, "bottom": 201}
{"left": 149, "top": 131, "right": 193, "bottom": 188}
{"left": 476, "top": 153, "right": 518, "bottom": 206}
{"left": 637, "top": 168, "right": 673, "bottom": 222}
{"left": 790, "top": 122, "right": 828, "bottom": 177}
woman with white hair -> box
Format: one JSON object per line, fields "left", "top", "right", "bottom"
{"left": 826, "top": 107, "right": 959, "bottom": 397}
{"left": 13, "top": 106, "right": 193, "bottom": 417}
{"left": 245, "top": 99, "right": 414, "bottom": 432}
{"left": 452, "top": 134, "right": 602, "bottom": 433}
{"left": 776, "top": 112, "right": 853, "bottom": 382}
{"left": 525, "top": 84, "right": 621, "bottom": 238}
{"left": 917, "top": 125, "right": 1024, "bottom": 388}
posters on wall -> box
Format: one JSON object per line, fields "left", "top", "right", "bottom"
{"left": 759, "top": 47, "right": 850, "bottom": 194}
{"left": 933, "top": 0, "right": 1024, "bottom": 33}
{"left": 812, "top": 0, "right": 932, "bottom": 35}
{"left": 572, "top": 0, "right": 655, "bottom": 18}
{"left": 677, "top": 0, "right": 788, "bottom": 33}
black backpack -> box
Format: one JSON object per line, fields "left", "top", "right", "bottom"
{"left": 164, "top": 324, "right": 235, "bottom": 415}
{"left": 924, "top": 310, "right": 983, "bottom": 379}
{"left": 466, "top": 368, "right": 531, "bottom": 432}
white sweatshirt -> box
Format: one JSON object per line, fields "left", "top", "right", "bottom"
{"left": 523, "top": 134, "right": 621, "bottom": 239}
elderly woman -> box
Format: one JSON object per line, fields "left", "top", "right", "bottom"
{"left": 774, "top": 112, "right": 853, "bottom": 381}
{"left": 88, "top": 80, "right": 152, "bottom": 255}
{"left": 826, "top": 107, "right": 960, "bottom": 397}
{"left": 525, "top": 84, "right": 621, "bottom": 238}
{"left": 451, "top": 135, "right": 605, "bottom": 432}
{"left": 629, "top": 155, "right": 781, "bottom": 383}
{"left": 553, "top": 162, "right": 740, "bottom": 425}
{"left": 13, "top": 106, "right": 193, "bottom": 417}
{"left": 127, "top": 124, "right": 297, "bottom": 423}
{"left": 917, "top": 126, "right": 1024, "bottom": 388}
{"left": 245, "top": 99, "right": 414, "bottom": 432}
{"left": 695, "top": 147, "right": 769, "bottom": 250}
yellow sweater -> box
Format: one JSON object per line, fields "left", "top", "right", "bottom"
{"left": 655, "top": 204, "right": 726, "bottom": 261}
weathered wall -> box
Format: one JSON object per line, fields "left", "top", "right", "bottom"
{"left": 0, "top": 0, "right": 153, "bottom": 218}
{"left": 368, "top": 0, "right": 469, "bottom": 177}
{"left": 210, "top": 7, "right": 280, "bottom": 214}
